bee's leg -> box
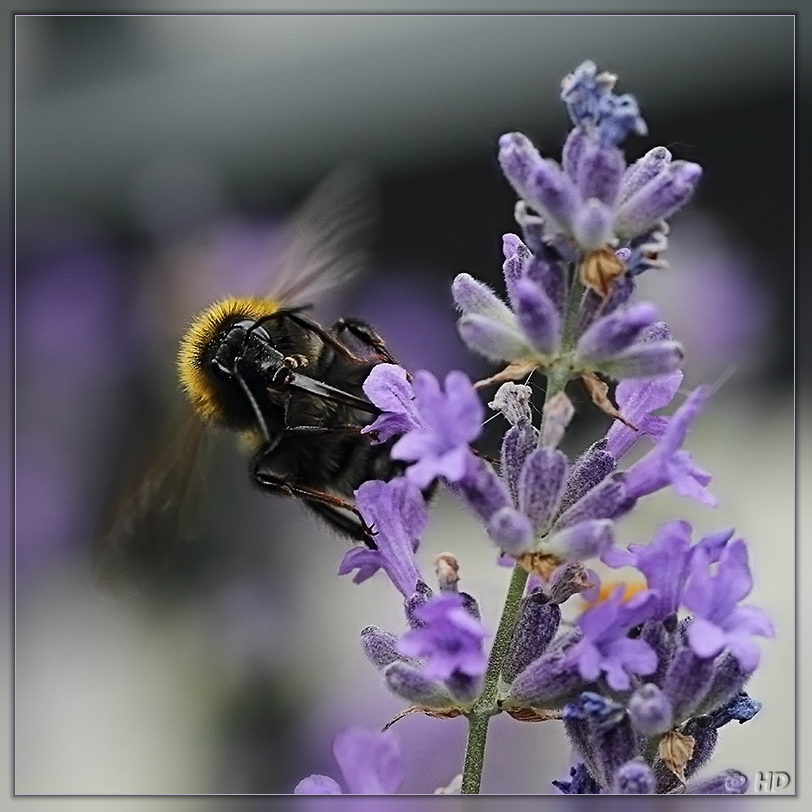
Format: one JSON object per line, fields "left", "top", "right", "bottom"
{"left": 250, "top": 462, "right": 376, "bottom": 546}
{"left": 332, "top": 316, "right": 400, "bottom": 365}
{"left": 254, "top": 310, "right": 368, "bottom": 364}
{"left": 305, "top": 501, "right": 378, "bottom": 548}
{"left": 282, "top": 423, "right": 365, "bottom": 437}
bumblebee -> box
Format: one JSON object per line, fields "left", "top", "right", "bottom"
{"left": 94, "top": 167, "right": 400, "bottom": 598}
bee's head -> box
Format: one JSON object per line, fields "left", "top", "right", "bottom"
{"left": 177, "top": 296, "right": 281, "bottom": 425}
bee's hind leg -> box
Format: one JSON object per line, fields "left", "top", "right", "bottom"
{"left": 250, "top": 461, "right": 376, "bottom": 548}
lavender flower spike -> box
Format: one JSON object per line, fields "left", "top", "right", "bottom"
{"left": 338, "top": 478, "right": 427, "bottom": 598}
{"left": 294, "top": 727, "right": 403, "bottom": 795}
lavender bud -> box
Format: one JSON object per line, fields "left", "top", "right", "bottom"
{"left": 501, "top": 591, "right": 562, "bottom": 684}
{"left": 554, "top": 476, "right": 627, "bottom": 529}
{"left": 518, "top": 448, "right": 568, "bottom": 535}
{"left": 501, "top": 233, "right": 532, "bottom": 293}
{"left": 575, "top": 142, "right": 625, "bottom": 207}
{"left": 564, "top": 693, "right": 638, "bottom": 789}
{"left": 601, "top": 339, "right": 684, "bottom": 379}
{"left": 576, "top": 302, "right": 659, "bottom": 363}
{"left": 545, "top": 519, "right": 615, "bottom": 561}
{"left": 508, "top": 646, "right": 586, "bottom": 708}
{"left": 451, "top": 272, "right": 514, "bottom": 325}
{"left": 404, "top": 581, "right": 434, "bottom": 629}
{"left": 628, "top": 683, "right": 673, "bottom": 736}
{"left": 524, "top": 246, "right": 567, "bottom": 313}
{"left": 640, "top": 617, "right": 678, "bottom": 687}
{"left": 662, "top": 647, "right": 716, "bottom": 722}
{"left": 614, "top": 160, "right": 702, "bottom": 238}
{"left": 528, "top": 159, "right": 580, "bottom": 234}
{"left": 487, "top": 507, "right": 533, "bottom": 556}
{"left": 513, "top": 278, "right": 561, "bottom": 355}
{"left": 501, "top": 423, "right": 538, "bottom": 507}
{"left": 444, "top": 671, "right": 482, "bottom": 704}
{"left": 618, "top": 146, "right": 672, "bottom": 204}
{"left": 498, "top": 131, "right": 543, "bottom": 197}
{"left": 459, "top": 591, "right": 482, "bottom": 621}
{"left": 557, "top": 440, "right": 617, "bottom": 516}
{"left": 695, "top": 652, "right": 755, "bottom": 716}
{"left": 561, "top": 125, "right": 588, "bottom": 180}
{"left": 453, "top": 456, "right": 510, "bottom": 524}
{"left": 613, "top": 758, "right": 656, "bottom": 794}
{"left": 360, "top": 626, "right": 404, "bottom": 670}
{"left": 384, "top": 662, "right": 455, "bottom": 708}
{"left": 457, "top": 313, "right": 530, "bottom": 362}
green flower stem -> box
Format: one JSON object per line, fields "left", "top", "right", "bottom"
{"left": 461, "top": 562, "right": 529, "bottom": 794}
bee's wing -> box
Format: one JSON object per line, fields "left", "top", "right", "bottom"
{"left": 266, "top": 163, "right": 378, "bottom": 307}
{"left": 92, "top": 409, "right": 208, "bottom": 600}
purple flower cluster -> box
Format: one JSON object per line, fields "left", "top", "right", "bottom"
{"left": 360, "top": 356, "right": 715, "bottom": 567}
{"left": 293, "top": 62, "right": 772, "bottom": 796}
{"left": 453, "top": 60, "right": 700, "bottom": 416}
{"left": 499, "top": 520, "right": 771, "bottom": 794}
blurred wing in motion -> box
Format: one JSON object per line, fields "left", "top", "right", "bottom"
{"left": 93, "top": 411, "right": 207, "bottom": 600}
{"left": 266, "top": 163, "right": 378, "bottom": 307}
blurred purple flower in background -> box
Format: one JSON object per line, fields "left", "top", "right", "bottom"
{"left": 295, "top": 726, "right": 404, "bottom": 795}
{"left": 16, "top": 230, "right": 137, "bottom": 573}
{"left": 635, "top": 214, "right": 774, "bottom": 387}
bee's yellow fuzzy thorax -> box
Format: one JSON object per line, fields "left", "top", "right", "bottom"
{"left": 177, "top": 296, "right": 281, "bottom": 423}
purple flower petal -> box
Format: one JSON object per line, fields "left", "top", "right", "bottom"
{"left": 397, "top": 592, "right": 489, "bottom": 681}
{"left": 338, "top": 478, "right": 426, "bottom": 597}
{"left": 362, "top": 363, "right": 422, "bottom": 442}
{"left": 682, "top": 541, "right": 774, "bottom": 669}
{"left": 604, "top": 369, "right": 683, "bottom": 459}
{"left": 567, "top": 587, "right": 659, "bottom": 690}
{"left": 623, "top": 386, "right": 715, "bottom": 505}
{"left": 389, "top": 370, "right": 483, "bottom": 488}
{"left": 333, "top": 727, "right": 404, "bottom": 795}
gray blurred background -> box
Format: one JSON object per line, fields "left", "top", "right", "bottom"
{"left": 14, "top": 12, "right": 795, "bottom": 798}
